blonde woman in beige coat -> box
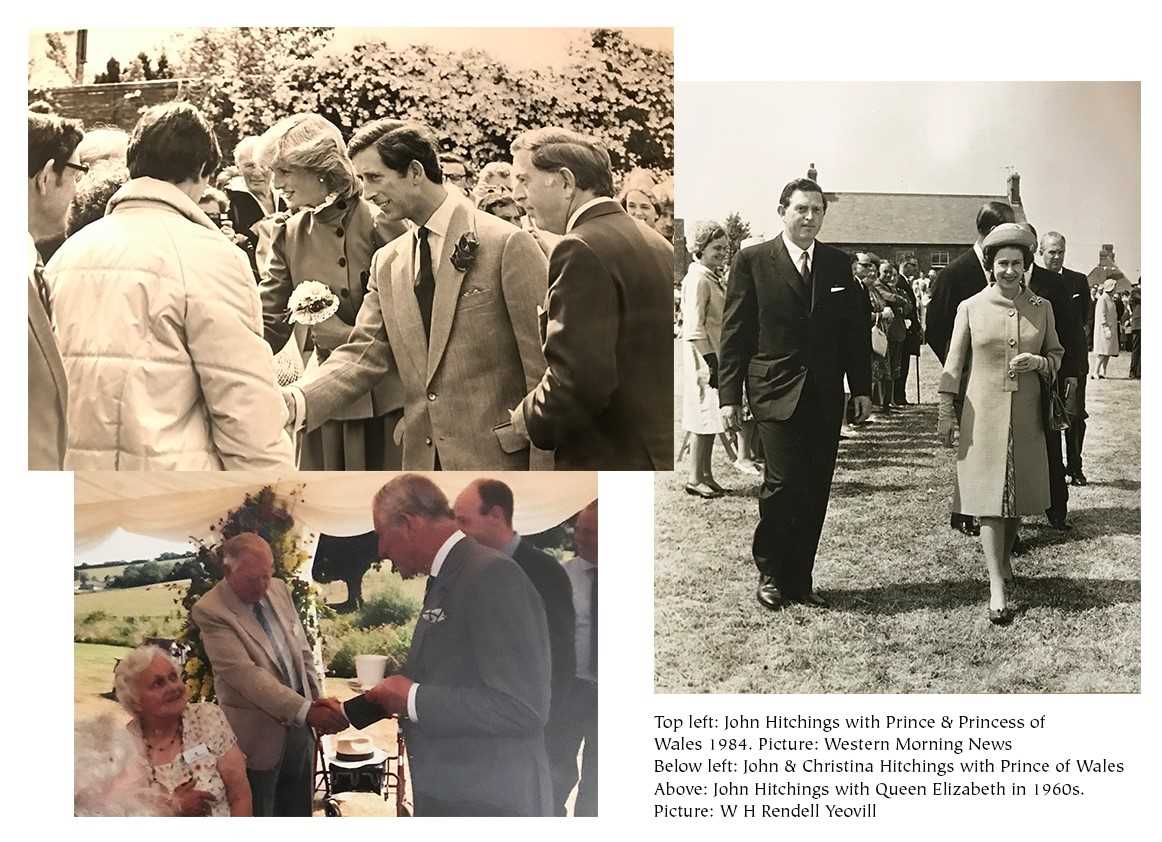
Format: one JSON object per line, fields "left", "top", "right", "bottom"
{"left": 937, "top": 225, "right": 1063, "bottom": 625}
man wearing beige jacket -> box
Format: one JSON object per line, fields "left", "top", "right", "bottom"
{"left": 192, "top": 533, "right": 347, "bottom": 816}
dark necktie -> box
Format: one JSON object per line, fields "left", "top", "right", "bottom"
{"left": 253, "top": 601, "right": 298, "bottom": 691}
{"left": 424, "top": 574, "right": 437, "bottom": 603}
{"left": 589, "top": 567, "right": 598, "bottom": 676}
{"left": 34, "top": 263, "right": 52, "bottom": 320}
{"left": 415, "top": 227, "right": 435, "bottom": 340}
{"left": 797, "top": 250, "right": 812, "bottom": 297}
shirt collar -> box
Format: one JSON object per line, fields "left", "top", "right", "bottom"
{"left": 27, "top": 233, "right": 40, "bottom": 276}
{"left": 501, "top": 533, "right": 521, "bottom": 559}
{"left": 973, "top": 241, "right": 985, "bottom": 269}
{"left": 566, "top": 196, "right": 619, "bottom": 234}
{"left": 417, "top": 193, "right": 456, "bottom": 239}
{"left": 781, "top": 231, "right": 816, "bottom": 266}
{"left": 430, "top": 529, "right": 466, "bottom": 579}
{"left": 572, "top": 555, "right": 596, "bottom": 573}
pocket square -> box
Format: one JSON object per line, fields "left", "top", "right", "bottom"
{"left": 1073, "top": 293, "right": 1082, "bottom": 298}
{"left": 421, "top": 608, "right": 446, "bottom": 624}
{"left": 830, "top": 286, "right": 845, "bottom": 292}
{"left": 461, "top": 287, "right": 487, "bottom": 297}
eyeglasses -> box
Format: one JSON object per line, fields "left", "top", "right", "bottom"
{"left": 63, "top": 161, "right": 90, "bottom": 182}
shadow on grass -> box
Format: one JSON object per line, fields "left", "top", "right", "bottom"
{"left": 830, "top": 480, "right": 914, "bottom": 498}
{"left": 1020, "top": 505, "right": 1141, "bottom": 542}
{"left": 826, "top": 575, "right": 1140, "bottom": 615}
{"left": 1085, "top": 478, "right": 1141, "bottom": 492}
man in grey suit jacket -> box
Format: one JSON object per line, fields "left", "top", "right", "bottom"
{"left": 507, "top": 127, "right": 674, "bottom": 469}
{"left": 365, "top": 475, "right": 553, "bottom": 816}
{"left": 27, "top": 111, "right": 83, "bottom": 470}
{"left": 283, "top": 120, "right": 550, "bottom": 470}
{"left": 191, "top": 533, "right": 347, "bottom": 816}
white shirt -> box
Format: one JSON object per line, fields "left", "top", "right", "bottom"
{"left": 406, "top": 529, "right": 466, "bottom": 721}
{"left": 563, "top": 555, "right": 597, "bottom": 682}
{"left": 566, "top": 196, "right": 620, "bottom": 234}
{"left": 781, "top": 231, "right": 816, "bottom": 276}
{"left": 412, "top": 193, "right": 458, "bottom": 281}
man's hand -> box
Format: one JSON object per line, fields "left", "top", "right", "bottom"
{"left": 309, "top": 314, "right": 352, "bottom": 355}
{"left": 171, "top": 780, "right": 216, "bottom": 816}
{"left": 306, "top": 697, "right": 349, "bottom": 733}
{"left": 281, "top": 388, "right": 297, "bottom": 433}
{"left": 850, "top": 395, "right": 873, "bottom": 424}
{"left": 720, "top": 404, "right": 742, "bottom": 433}
{"left": 365, "top": 674, "right": 414, "bottom": 717}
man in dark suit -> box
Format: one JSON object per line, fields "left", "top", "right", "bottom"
{"left": 506, "top": 127, "right": 674, "bottom": 470}
{"left": 1039, "top": 232, "right": 1094, "bottom": 484}
{"left": 718, "top": 178, "right": 873, "bottom": 610}
{"left": 894, "top": 257, "right": 924, "bottom": 405}
{"left": 365, "top": 474, "right": 552, "bottom": 816}
{"left": 451, "top": 477, "right": 577, "bottom": 814}
{"left": 925, "top": 200, "right": 1015, "bottom": 537}
{"left": 27, "top": 111, "right": 83, "bottom": 470}
{"left": 1024, "top": 224, "right": 1086, "bottom": 530}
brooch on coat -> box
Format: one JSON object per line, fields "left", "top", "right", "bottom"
{"left": 1028, "top": 294, "right": 1043, "bottom": 306}
{"left": 450, "top": 232, "right": 480, "bottom": 272}
{"left": 421, "top": 607, "right": 447, "bottom": 624}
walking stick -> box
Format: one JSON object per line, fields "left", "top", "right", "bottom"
{"left": 915, "top": 352, "right": 921, "bottom": 404}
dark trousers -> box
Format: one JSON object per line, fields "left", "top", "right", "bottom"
{"left": 895, "top": 352, "right": 912, "bottom": 403}
{"left": 547, "top": 678, "right": 597, "bottom": 816}
{"left": 753, "top": 385, "right": 843, "bottom": 597}
{"left": 1130, "top": 331, "right": 1141, "bottom": 378}
{"left": 247, "top": 723, "right": 314, "bottom": 816}
{"left": 1066, "top": 371, "right": 1088, "bottom": 476}
{"left": 1045, "top": 427, "right": 1069, "bottom": 520}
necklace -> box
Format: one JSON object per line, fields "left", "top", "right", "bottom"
{"left": 142, "top": 717, "right": 185, "bottom": 786}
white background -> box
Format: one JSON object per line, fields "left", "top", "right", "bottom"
{"left": 3, "top": 0, "right": 1158, "bottom": 836}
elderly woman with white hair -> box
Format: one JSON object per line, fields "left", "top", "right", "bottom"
{"left": 680, "top": 221, "right": 730, "bottom": 498}
{"left": 113, "top": 644, "right": 252, "bottom": 816}
{"left": 258, "top": 112, "right": 408, "bottom": 469}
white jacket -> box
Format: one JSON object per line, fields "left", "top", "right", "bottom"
{"left": 46, "top": 177, "right": 294, "bottom": 470}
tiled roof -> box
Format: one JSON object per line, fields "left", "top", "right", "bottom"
{"left": 820, "top": 191, "right": 1024, "bottom": 246}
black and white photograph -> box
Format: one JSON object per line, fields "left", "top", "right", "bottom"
{"left": 28, "top": 26, "right": 674, "bottom": 472}
{"left": 72, "top": 470, "right": 598, "bottom": 816}
{"left": 657, "top": 81, "right": 1141, "bottom": 693}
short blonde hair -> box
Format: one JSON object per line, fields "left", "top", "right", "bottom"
{"left": 260, "top": 113, "right": 359, "bottom": 199}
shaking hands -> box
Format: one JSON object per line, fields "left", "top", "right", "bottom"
{"left": 306, "top": 697, "right": 349, "bottom": 733}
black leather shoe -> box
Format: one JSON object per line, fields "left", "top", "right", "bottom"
{"left": 756, "top": 575, "right": 784, "bottom": 610}
{"left": 684, "top": 482, "right": 722, "bottom": 499}
{"left": 790, "top": 592, "right": 830, "bottom": 609}
{"left": 989, "top": 606, "right": 1014, "bottom": 625}
{"left": 1070, "top": 472, "right": 1088, "bottom": 487}
{"left": 1046, "top": 515, "right": 1073, "bottom": 531}
{"left": 1010, "top": 534, "right": 1026, "bottom": 556}
{"left": 958, "top": 518, "right": 981, "bottom": 537}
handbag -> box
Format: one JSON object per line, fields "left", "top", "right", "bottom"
{"left": 1041, "top": 374, "right": 1071, "bottom": 432}
{"left": 870, "top": 316, "right": 889, "bottom": 357}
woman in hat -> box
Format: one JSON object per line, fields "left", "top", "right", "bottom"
{"left": 1093, "top": 278, "right": 1120, "bottom": 378}
{"left": 680, "top": 221, "right": 730, "bottom": 498}
{"left": 114, "top": 645, "right": 251, "bottom": 815}
{"left": 936, "top": 224, "right": 1064, "bottom": 624}
{"left": 258, "top": 113, "right": 407, "bottom": 470}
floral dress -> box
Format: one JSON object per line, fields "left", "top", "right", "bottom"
{"left": 129, "top": 702, "right": 238, "bottom": 817}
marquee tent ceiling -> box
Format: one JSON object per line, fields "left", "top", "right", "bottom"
{"left": 75, "top": 472, "right": 597, "bottom": 554}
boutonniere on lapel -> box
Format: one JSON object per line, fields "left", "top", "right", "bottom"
{"left": 450, "top": 231, "right": 480, "bottom": 273}
{"left": 421, "top": 607, "right": 447, "bottom": 624}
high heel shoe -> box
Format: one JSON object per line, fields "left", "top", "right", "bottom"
{"left": 989, "top": 606, "right": 1014, "bottom": 625}
{"left": 684, "top": 482, "right": 722, "bottom": 499}
{"left": 703, "top": 478, "right": 727, "bottom": 495}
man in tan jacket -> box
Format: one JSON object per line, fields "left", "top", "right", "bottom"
{"left": 283, "top": 120, "right": 550, "bottom": 470}
{"left": 192, "top": 533, "right": 347, "bottom": 816}
{"left": 27, "top": 111, "right": 83, "bottom": 470}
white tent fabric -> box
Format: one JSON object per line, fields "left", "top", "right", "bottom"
{"left": 75, "top": 471, "right": 597, "bottom": 554}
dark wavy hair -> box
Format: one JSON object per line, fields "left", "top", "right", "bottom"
{"left": 983, "top": 242, "right": 1034, "bottom": 271}
{"left": 778, "top": 177, "right": 827, "bottom": 210}
{"left": 28, "top": 111, "right": 84, "bottom": 178}
{"left": 975, "top": 201, "right": 1015, "bottom": 237}
{"left": 127, "top": 102, "right": 221, "bottom": 184}
{"left": 348, "top": 120, "right": 443, "bottom": 184}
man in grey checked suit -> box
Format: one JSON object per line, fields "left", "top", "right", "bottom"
{"left": 192, "top": 533, "right": 347, "bottom": 816}
{"left": 283, "top": 120, "right": 550, "bottom": 470}
{"left": 365, "top": 474, "right": 553, "bottom": 816}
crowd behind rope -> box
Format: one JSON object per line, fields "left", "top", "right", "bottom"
{"left": 28, "top": 101, "right": 675, "bottom": 472}
{"left": 680, "top": 182, "right": 1140, "bottom": 625}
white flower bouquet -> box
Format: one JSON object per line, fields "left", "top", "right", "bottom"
{"left": 286, "top": 280, "right": 339, "bottom": 325}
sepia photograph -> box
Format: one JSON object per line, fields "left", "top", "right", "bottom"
{"left": 28, "top": 27, "right": 674, "bottom": 472}
{"left": 658, "top": 81, "right": 1140, "bottom": 693}
{"left": 73, "top": 470, "right": 598, "bottom": 816}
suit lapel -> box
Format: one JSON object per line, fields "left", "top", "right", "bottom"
{"left": 219, "top": 581, "right": 280, "bottom": 671}
{"left": 406, "top": 540, "right": 469, "bottom": 674}
{"left": 27, "top": 278, "right": 67, "bottom": 416}
{"left": 425, "top": 204, "right": 471, "bottom": 384}
{"left": 769, "top": 236, "right": 809, "bottom": 306}
{"left": 388, "top": 237, "right": 429, "bottom": 384}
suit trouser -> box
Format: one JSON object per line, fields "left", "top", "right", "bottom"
{"left": 895, "top": 351, "right": 912, "bottom": 403}
{"left": 753, "top": 385, "right": 843, "bottom": 596}
{"left": 1065, "top": 368, "right": 1089, "bottom": 476}
{"left": 1045, "top": 427, "right": 1069, "bottom": 519}
{"left": 548, "top": 678, "right": 598, "bottom": 816}
{"left": 1130, "top": 331, "right": 1141, "bottom": 378}
{"left": 247, "top": 723, "right": 314, "bottom": 816}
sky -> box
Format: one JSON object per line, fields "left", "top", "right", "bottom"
{"left": 677, "top": 82, "right": 1141, "bottom": 278}
{"left": 77, "top": 529, "right": 191, "bottom": 566}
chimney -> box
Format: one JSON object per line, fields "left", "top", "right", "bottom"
{"left": 1006, "top": 171, "right": 1022, "bottom": 206}
{"left": 1098, "top": 244, "right": 1117, "bottom": 268}
{"left": 807, "top": 162, "right": 818, "bottom": 182}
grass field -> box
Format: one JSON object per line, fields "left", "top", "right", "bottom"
{"left": 75, "top": 579, "right": 189, "bottom": 618}
{"left": 656, "top": 344, "right": 1141, "bottom": 694}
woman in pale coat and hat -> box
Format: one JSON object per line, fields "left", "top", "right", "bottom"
{"left": 258, "top": 113, "right": 408, "bottom": 469}
{"left": 1093, "top": 278, "right": 1120, "bottom": 378}
{"left": 937, "top": 224, "right": 1064, "bottom": 624}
